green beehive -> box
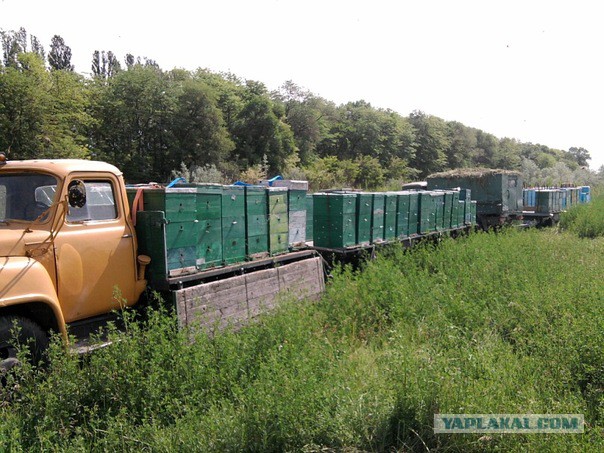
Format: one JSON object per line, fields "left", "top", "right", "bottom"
{"left": 464, "top": 196, "right": 473, "bottom": 224}
{"left": 470, "top": 201, "right": 477, "bottom": 224}
{"left": 245, "top": 186, "right": 268, "bottom": 258}
{"left": 356, "top": 192, "right": 372, "bottom": 245}
{"left": 442, "top": 190, "right": 455, "bottom": 230}
{"left": 418, "top": 191, "right": 436, "bottom": 234}
{"left": 141, "top": 187, "right": 197, "bottom": 222}
{"left": 535, "top": 190, "right": 556, "bottom": 214}
{"left": 396, "top": 191, "right": 411, "bottom": 238}
{"left": 451, "top": 190, "right": 461, "bottom": 228}
{"left": 313, "top": 193, "right": 357, "bottom": 248}
{"left": 459, "top": 188, "right": 472, "bottom": 203}
{"left": 195, "top": 184, "right": 223, "bottom": 269}
{"left": 408, "top": 192, "right": 419, "bottom": 235}
{"left": 371, "top": 193, "right": 385, "bottom": 243}
{"left": 457, "top": 200, "right": 466, "bottom": 227}
{"left": 142, "top": 187, "right": 198, "bottom": 272}
{"left": 432, "top": 192, "right": 445, "bottom": 231}
{"left": 288, "top": 189, "right": 307, "bottom": 245}
{"left": 306, "top": 194, "right": 314, "bottom": 242}
{"left": 383, "top": 192, "right": 398, "bottom": 241}
{"left": 222, "top": 185, "right": 246, "bottom": 264}
{"left": 267, "top": 187, "right": 289, "bottom": 254}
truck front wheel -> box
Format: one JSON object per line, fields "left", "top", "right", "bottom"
{"left": 0, "top": 316, "right": 49, "bottom": 372}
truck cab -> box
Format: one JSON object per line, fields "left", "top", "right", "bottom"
{"left": 0, "top": 156, "right": 148, "bottom": 369}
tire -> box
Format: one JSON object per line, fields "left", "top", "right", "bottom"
{"left": 0, "top": 316, "right": 49, "bottom": 372}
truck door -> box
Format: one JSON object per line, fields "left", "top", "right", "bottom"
{"left": 54, "top": 174, "right": 138, "bottom": 322}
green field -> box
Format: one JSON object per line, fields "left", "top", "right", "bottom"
{"left": 2, "top": 207, "right": 604, "bottom": 451}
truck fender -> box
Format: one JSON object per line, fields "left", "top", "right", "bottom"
{"left": 0, "top": 256, "right": 67, "bottom": 338}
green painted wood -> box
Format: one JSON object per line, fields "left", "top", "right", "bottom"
{"left": 269, "top": 213, "right": 289, "bottom": 234}
{"left": 313, "top": 193, "right": 357, "bottom": 248}
{"left": 356, "top": 193, "right": 372, "bottom": 245}
{"left": 383, "top": 193, "right": 398, "bottom": 241}
{"left": 432, "top": 192, "right": 444, "bottom": 231}
{"left": 268, "top": 232, "right": 289, "bottom": 254}
{"left": 418, "top": 192, "right": 435, "bottom": 234}
{"left": 247, "top": 234, "right": 269, "bottom": 256}
{"left": 142, "top": 189, "right": 197, "bottom": 222}
{"left": 195, "top": 185, "right": 222, "bottom": 220}
{"left": 408, "top": 192, "right": 419, "bottom": 235}
{"left": 267, "top": 188, "right": 288, "bottom": 214}
{"left": 288, "top": 189, "right": 307, "bottom": 212}
{"left": 450, "top": 191, "right": 460, "bottom": 228}
{"left": 306, "top": 194, "right": 313, "bottom": 241}
{"left": 371, "top": 193, "right": 385, "bottom": 243}
{"left": 221, "top": 186, "right": 246, "bottom": 264}
{"left": 396, "top": 192, "right": 410, "bottom": 238}
{"left": 167, "top": 246, "right": 197, "bottom": 272}
{"left": 196, "top": 218, "right": 222, "bottom": 269}
{"left": 457, "top": 200, "right": 465, "bottom": 227}
{"left": 134, "top": 210, "right": 167, "bottom": 286}
{"left": 165, "top": 221, "right": 198, "bottom": 248}
{"left": 442, "top": 191, "right": 454, "bottom": 229}
{"left": 244, "top": 186, "right": 269, "bottom": 257}
{"left": 470, "top": 201, "right": 477, "bottom": 224}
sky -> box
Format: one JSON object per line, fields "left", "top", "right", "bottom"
{"left": 1, "top": 0, "right": 603, "bottom": 169}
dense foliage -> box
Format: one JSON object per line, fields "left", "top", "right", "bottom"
{"left": 2, "top": 225, "right": 604, "bottom": 450}
{"left": 1, "top": 28, "right": 599, "bottom": 188}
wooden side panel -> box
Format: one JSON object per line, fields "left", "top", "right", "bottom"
{"left": 174, "top": 257, "right": 325, "bottom": 332}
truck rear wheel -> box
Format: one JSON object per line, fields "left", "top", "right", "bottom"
{"left": 0, "top": 316, "right": 49, "bottom": 372}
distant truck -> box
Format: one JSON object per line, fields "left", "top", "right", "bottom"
{"left": 0, "top": 155, "right": 324, "bottom": 370}
{"left": 426, "top": 168, "right": 524, "bottom": 228}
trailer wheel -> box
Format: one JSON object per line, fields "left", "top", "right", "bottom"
{"left": 0, "top": 316, "right": 49, "bottom": 372}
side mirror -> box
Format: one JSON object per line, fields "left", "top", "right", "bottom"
{"left": 68, "top": 180, "right": 87, "bottom": 208}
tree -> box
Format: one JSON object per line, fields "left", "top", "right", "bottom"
{"left": 91, "top": 50, "right": 121, "bottom": 79}
{"left": 30, "top": 35, "right": 45, "bottom": 61}
{"left": 317, "top": 101, "right": 415, "bottom": 168}
{"left": 42, "top": 69, "right": 91, "bottom": 158}
{"left": 48, "top": 35, "right": 74, "bottom": 71}
{"left": 170, "top": 76, "right": 234, "bottom": 170}
{"left": 88, "top": 65, "right": 175, "bottom": 181}
{"left": 473, "top": 130, "right": 500, "bottom": 168}
{"left": 496, "top": 137, "right": 521, "bottom": 169}
{"left": 0, "top": 53, "right": 48, "bottom": 155}
{"left": 231, "top": 82, "right": 297, "bottom": 174}
{"left": 408, "top": 111, "right": 449, "bottom": 177}
{"left": 445, "top": 121, "right": 478, "bottom": 168}
{"left": 355, "top": 155, "right": 385, "bottom": 189}
{"left": 0, "top": 52, "right": 89, "bottom": 159}
{"left": 1, "top": 28, "right": 27, "bottom": 68}
{"left": 567, "top": 147, "right": 591, "bottom": 167}
{"left": 272, "top": 81, "right": 333, "bottom": 165}
{"left": 125, "top": 53, "right": 135, "bottom": 68}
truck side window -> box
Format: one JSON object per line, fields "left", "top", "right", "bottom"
{"left": 67, "top": 181, "right": 118, "bottom": 222}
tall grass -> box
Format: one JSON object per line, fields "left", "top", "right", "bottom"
{"left": 1, "top": 228, "right": 604, "bottom": 451}
{"left": 560, "top": 193, "right": 604, "bottom": 238}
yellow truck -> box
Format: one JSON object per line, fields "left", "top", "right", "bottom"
{"left": 0, "top": 154, "right": 324, "bottom": 370}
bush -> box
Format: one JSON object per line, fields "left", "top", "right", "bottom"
{"left": 560, "top": 194, "right": 604, "bottom": 238}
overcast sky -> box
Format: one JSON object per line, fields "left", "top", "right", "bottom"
{"left": 2, "top": 0, "right": 603, "bottom": 169}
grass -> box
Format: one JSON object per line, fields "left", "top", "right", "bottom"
{"left": 2, "top": 225, "right": 604, "bottom": 451}
{"left": 559, "top": 193, "right": 604, "bottom": 238}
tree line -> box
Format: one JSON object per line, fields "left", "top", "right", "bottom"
{"left": 0, "top": 28, "right": 595, "bottom": 188}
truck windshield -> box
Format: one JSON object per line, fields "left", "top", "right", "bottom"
{"left": 0, "top": 173, "right": 58, "bottom": 222}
